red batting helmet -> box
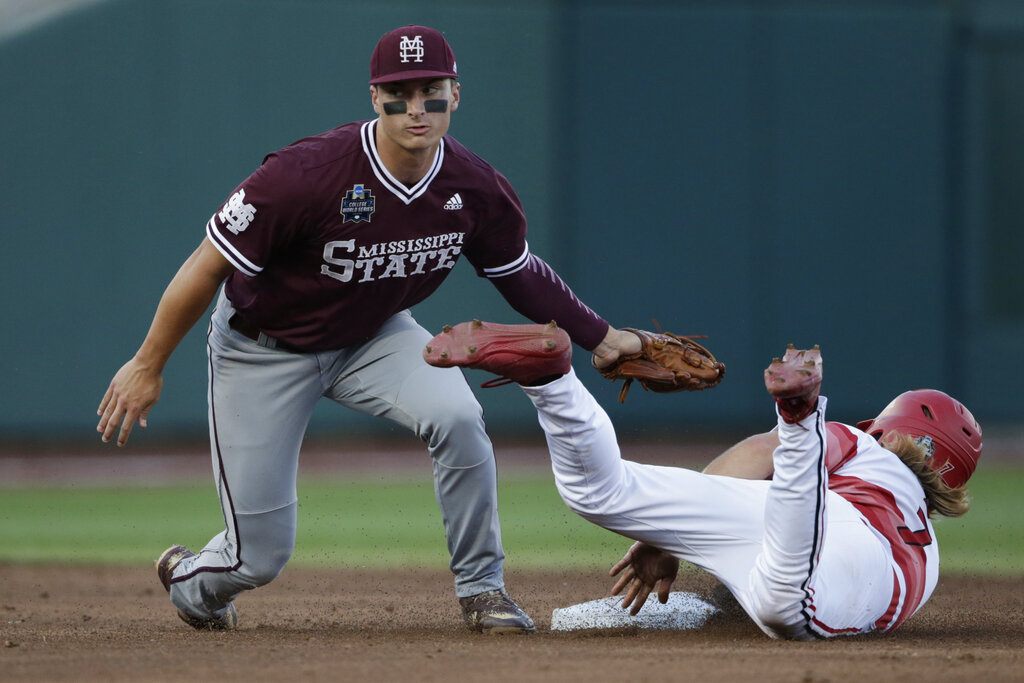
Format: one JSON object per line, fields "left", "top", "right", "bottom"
{"left": 856, "top": 389, "right": 982, "bottom": 489}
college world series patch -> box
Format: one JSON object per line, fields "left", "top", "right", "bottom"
{"left": 341, "top": 184, "right": 375, "bottom": 223}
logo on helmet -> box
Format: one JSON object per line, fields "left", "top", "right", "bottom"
{"left": 913, "top": 435, "right": 935, "bottom": 459}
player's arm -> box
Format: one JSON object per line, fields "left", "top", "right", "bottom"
{"left": 471, "top": 172, "right": 640, "bottom": 361}
{"left": 97, "top": 237, "right": 234, "bottom": 447}
{"left": 702, "top": 431, "right": 779, "bottom": 479}
{"left": 486, "top": 253, "right": 640, "bottom": 360}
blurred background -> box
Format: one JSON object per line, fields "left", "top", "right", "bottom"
{"left": 1, "top": 0, "right": 1021, "bottom": 448}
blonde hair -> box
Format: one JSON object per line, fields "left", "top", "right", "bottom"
{"left": 884, "top": 432, "right": 970, "bottom": 518}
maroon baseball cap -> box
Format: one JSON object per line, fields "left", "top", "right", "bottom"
{"left": 369, "top": 25, "right": 458, "bottom": 85}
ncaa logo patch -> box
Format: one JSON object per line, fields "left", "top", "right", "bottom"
{"left": 341, "top": 184, "right": 375, "bottom": 223}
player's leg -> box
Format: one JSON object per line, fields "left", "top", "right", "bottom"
{"left": 748, "top": 393, "right": 893, "bottom": 640}
{"left": 322, "top": 310, "right": 531, "bottom": 632}
{"left": 744, "top": 345, "right": 894, "bottom": 639}
{"left": 743, "top": 392, "right": 830, "bottom": 640}
{"left": 161, "top": 293, "right": 323, "bottom": 627}
{"left": 421, "top": 322, "right": 772, "bottom": 600}
{"left": 521, "top": 368, "right": 771, "bottom": 592}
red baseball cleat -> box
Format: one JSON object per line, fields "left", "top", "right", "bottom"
{"left": 764, "top": 345, "right": 823, "bottom": 424}
{"left": 423, "top": 320, "right": 571, "bottom": 386}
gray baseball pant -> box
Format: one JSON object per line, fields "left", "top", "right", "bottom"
{"left": 167, "top": 290, "right": 505, "bottom": 621}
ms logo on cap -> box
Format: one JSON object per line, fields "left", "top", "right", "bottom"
{"left": 399, "top": 35, "right": 425, "bottom": 63}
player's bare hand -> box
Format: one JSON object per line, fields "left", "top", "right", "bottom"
{"left": 591, "top": 327, "right": 642, "bottom": 370}
{"left": 609, "top": 541, "right": 680, "bottom": 615}
{"left": 97, "top": 358, "right": 163, "bottom": 447}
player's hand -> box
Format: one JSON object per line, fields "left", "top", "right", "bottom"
{"left": 590, "top": 327, "right": 642, "bottom": 370}
{"left": 97, "top": 358, "right": 163, "bottom": 447}
{"left": 609, "top": 541, "right": 680, "bottom": 616}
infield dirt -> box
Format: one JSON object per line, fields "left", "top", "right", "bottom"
{"left": 1, "top": 565, "right": 1021, "bottom": 682}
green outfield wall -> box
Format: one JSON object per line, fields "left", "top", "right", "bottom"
{"left": 1, "top": 0, "right": 1021, "bottom": 441}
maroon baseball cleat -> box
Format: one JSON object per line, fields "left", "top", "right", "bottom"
{"left": 423, "top": 320, "right": 572, "bottom": 386}
{"left": 764, "top": 345, "right": 823, "bottom": 424}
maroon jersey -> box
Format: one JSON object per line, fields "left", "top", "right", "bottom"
{"left": 206, "top": 120, "right": 530, "bottom": 351}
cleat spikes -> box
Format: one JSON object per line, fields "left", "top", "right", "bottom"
{"left": 764, "top": 344, "right": 822, "bottom": 424}
{"left": 423, "top": 320, "right": 571, "bottom": 386}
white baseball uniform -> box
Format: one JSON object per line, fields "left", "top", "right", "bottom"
{"left": 522, "top": 369, "right": 939, "bottom": 639}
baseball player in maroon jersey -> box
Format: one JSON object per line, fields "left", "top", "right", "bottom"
{"left": 425, "top": 323, "right": 982, "bottom": 638}
{"left": 96, "top": 25, "right": 640, "bottom": 634}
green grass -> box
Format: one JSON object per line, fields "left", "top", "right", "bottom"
{"left": 929, "top": 465, "right": 1024, "bottom": 574}
{"left": 1, "top": 467, "right": 1021, "bottom": 574}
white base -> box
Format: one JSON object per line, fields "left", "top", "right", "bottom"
{"left": 550, "top": 591, "right": 719, "bottom": 631}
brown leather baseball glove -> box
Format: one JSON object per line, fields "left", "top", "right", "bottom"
{"left": 598, "top": 328, "right": 725, "bottom": 402}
